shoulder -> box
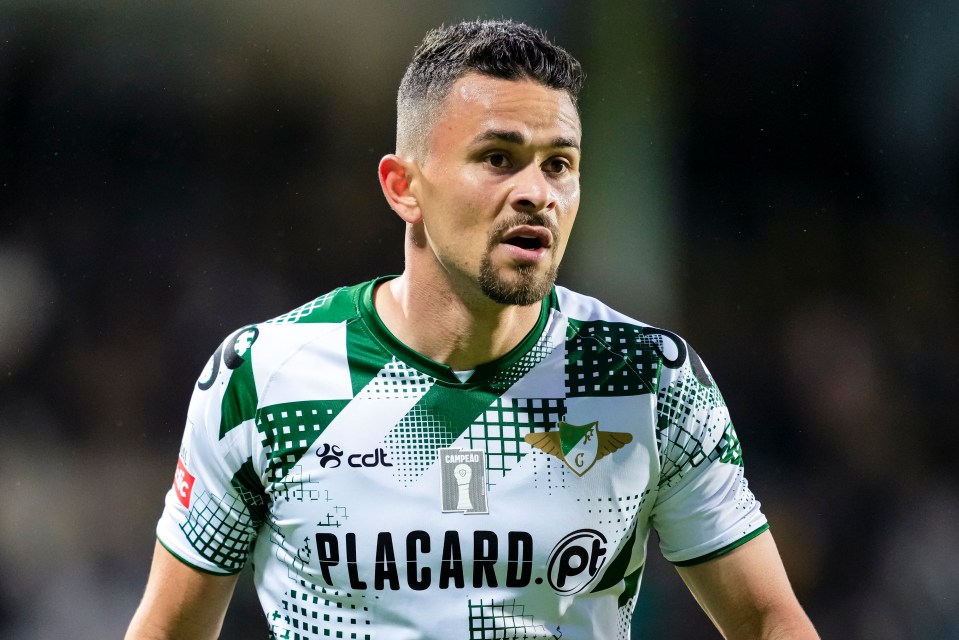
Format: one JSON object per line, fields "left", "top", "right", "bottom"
{"left": 553, "top": 285, "right": 646, "bottom": 326}
{"left": 195, "top": 280, "right": 372, "bottom": 390}
{"left": 262, "top": 280, "right": 369, "bottom": 326}
{"left": 246, "top": 279, "right": 372, "bottom": 354}
{"left": 553, "top": 285, "right": 717, "bottom": 387}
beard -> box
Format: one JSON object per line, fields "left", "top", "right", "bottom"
{"left": 476, "top": 214, "right": 561, "bottom": 306}
{"left": 478, "top": 259, "right": 558, "bottom": 306}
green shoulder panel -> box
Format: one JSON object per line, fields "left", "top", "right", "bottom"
{"left": 265, "top": 278, "right": 384, "bottom": 324}
{"left": 218, "top": 283, "right": 371, "bottom": 438}
{"left": 345, "top": 318, "right": 397, "bottom": 398}
{"left": 219, "top": 326, "right": 260, "bottom": 439}
{"left": 265, "top": 282, "right": 367, "bottom": 325}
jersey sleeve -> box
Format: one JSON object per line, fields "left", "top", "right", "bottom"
{"left": 155, "top": 326, "right": 268, "bottom": 575}
{"left": 649, "top": 342, "right": 768, "bottom": 565}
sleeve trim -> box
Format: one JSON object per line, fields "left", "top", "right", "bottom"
{"left": 156, "top": 536, "right": 242, "bottom": 577}
{"left": 671, "top": 523, "right": 770, "bottom": 567}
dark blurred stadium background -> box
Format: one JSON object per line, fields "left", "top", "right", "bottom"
{"left": 1, "top": 2, "right": 956, "bottom": 638}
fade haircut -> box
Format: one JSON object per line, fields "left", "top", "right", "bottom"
{"left": 396, "top": 20, "right": 584, "bottom": 158}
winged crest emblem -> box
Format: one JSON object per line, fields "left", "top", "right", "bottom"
{"left": 524, "top": 421, "right": 633, "bottom": 476}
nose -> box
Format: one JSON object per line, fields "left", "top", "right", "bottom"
{"left": 509, "top": 164, "right": 555, "bottom": 213}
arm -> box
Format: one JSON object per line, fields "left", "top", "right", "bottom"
{"left": 125, "top": 541, "right": 240, "bottom": 640}
{"left": 676, "top": 530, "right": 818, "bottom": 639}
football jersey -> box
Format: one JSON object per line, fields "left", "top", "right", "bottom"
{"left": 157, "top": 277, "right": 767, "bottom": 640}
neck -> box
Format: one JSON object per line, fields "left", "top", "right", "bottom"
{"left": 373, "top": 273, "right": 544, "bottom": 372}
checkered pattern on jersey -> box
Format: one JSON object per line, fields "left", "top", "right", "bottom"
{"left": 467, "top": 599, "right": 559, "bottom": 640}
{"left": 488, "top": 331, "right": 555, "bottom": 391}
{"left": 269, "top": 584, "right": 371, "bottom": 640}
{"left": 351, "top": 359, "right": 437, "bottom": 485}
{"left": 231, "top": 459, "right": 269, "bottom": 521}
{"left": 718, "top": 422, "right": 744, "bottom": 466}
{"left": 181, "top": 491, "right": 258, "bottom": 572}
{"left": 577, "top": 490, "right": 650, "bottom": 538}
{"left": 383, "top": 402, "right": 455, "bottom": 485}
{"left": 466, "top": 396, "right": 565, "bottom": 479}
{"left": 271, "top": 463, "right": 325, "bottom": 502}
{"left": 381, "top": 371, "right": 505, "bottom": 485}
{"left": 564, "top": 320, "right": 660, "bottom": 397}
{"left": 354, "top": 357, "right": 434, "bottom": 400}
{"left": 266, "top": 290, "right": 340, "bottom": 324}
{"left": 616, "top": 596, "right": 636, "bottom": 640}
{"left": 655, "top": 371, "right": 729, "bottom": 490}
{"left": 256, "top": 400, "right": 350, "bottom": 482}
{"left": 529, "top": 448, "right": 575, "bottom": 492}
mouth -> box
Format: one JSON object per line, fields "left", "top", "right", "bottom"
{"left": 504, "top": 236, "right": 544, "bottom": 250}
{"left": 501, "top": 225, "right": 553, "bottom": 252}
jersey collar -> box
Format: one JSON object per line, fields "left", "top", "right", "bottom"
{"left": 357, "top": 276, "right": 555, "bottom": 386}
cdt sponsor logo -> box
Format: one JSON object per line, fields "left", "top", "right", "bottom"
{"left": 546, "top": 529, "right": 609, "bottom": 595}
{"left": 316, "top": 444, "right": 344, "bottom": 468}
{"left": 316, "top": 443, "right": 393, "bottom": 469}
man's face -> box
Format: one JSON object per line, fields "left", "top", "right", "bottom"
{"left": 412, "top": 73, "right": 582, "bottom": 307}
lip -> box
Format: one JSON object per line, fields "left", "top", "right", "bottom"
{"left": 501, "top": 225, "right": 554, "bottom": 248}
{"left": 498, "top": 225, "right": 554, "bottom": 262}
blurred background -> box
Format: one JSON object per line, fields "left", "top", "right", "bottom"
{"left": 1, "top": 1, "right": 957, "bottom": 638}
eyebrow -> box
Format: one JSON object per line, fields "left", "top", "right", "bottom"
{"left": 472, "top": 129, "right": 580, "bottom": 151}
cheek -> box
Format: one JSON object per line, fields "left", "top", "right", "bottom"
{"left": 558, "top": 181, "right": 581, "bottom": 210}
{"left": 425, "top": 168, "right": 489, "bottom": 214}
{"left": 553, "top": 193, "right": 580, "bottom": 259}
{"left": 557, "top": 186, "right": 580, "bottom": 229}
{"left": 419, "top": 193, "right": 487, "bottom": 256}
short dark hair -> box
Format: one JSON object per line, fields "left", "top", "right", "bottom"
{"left": 396, "top": 20, "right": 584, "bottom": 157}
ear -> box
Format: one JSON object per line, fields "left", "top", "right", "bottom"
{"left": 378, "top": 154, "right": 421, "bottom": 224}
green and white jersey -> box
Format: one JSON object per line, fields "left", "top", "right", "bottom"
{"left": 157, "top": 277, "right": 767, "bottom": 640}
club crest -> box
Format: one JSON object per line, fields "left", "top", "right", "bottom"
{"left": 525, "top": 421, "right": 633, "bottom": 476}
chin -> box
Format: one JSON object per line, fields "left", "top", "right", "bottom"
{"left": 478, "top": 263, "right": 557, "bottom": 306}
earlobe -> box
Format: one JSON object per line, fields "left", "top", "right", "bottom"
{"left": 378, "top": 155, "right": 421, "bottom": 223}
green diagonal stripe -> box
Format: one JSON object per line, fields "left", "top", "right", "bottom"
{"left": 255, "top": 400, "right": 350, "bottom": 481}
{"left": 220, "top": 353, "right": 258, "bottom": 439}
{"left": 347, "top": 318, "right": 396, "bottom": 397}
{"left": 384, "top": 383, "right": 501, "bottom": 479}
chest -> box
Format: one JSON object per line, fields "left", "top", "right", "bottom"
{"left": 258, "top": 382, "right": 660, "bottom": 596}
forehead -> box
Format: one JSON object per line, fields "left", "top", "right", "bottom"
{"left": 432, "top": 73, "right": 581, "bottom": 147}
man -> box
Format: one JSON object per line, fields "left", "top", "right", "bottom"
{"left": 127, "top": 20, "right": 817, "bottom": 640}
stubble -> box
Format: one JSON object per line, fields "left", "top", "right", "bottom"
{"left": 477, "top": 214, "right": 561, "bottom": 306}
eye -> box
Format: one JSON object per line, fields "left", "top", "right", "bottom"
{"left": 486, "top": 152, "right": 512, "bottom": 169}
{"left": 544, "top": 157, "right": 571, "bottom": 175}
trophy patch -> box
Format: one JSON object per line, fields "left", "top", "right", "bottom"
{"left": 439, "top": 448, "right": 488, "bottom": 514}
